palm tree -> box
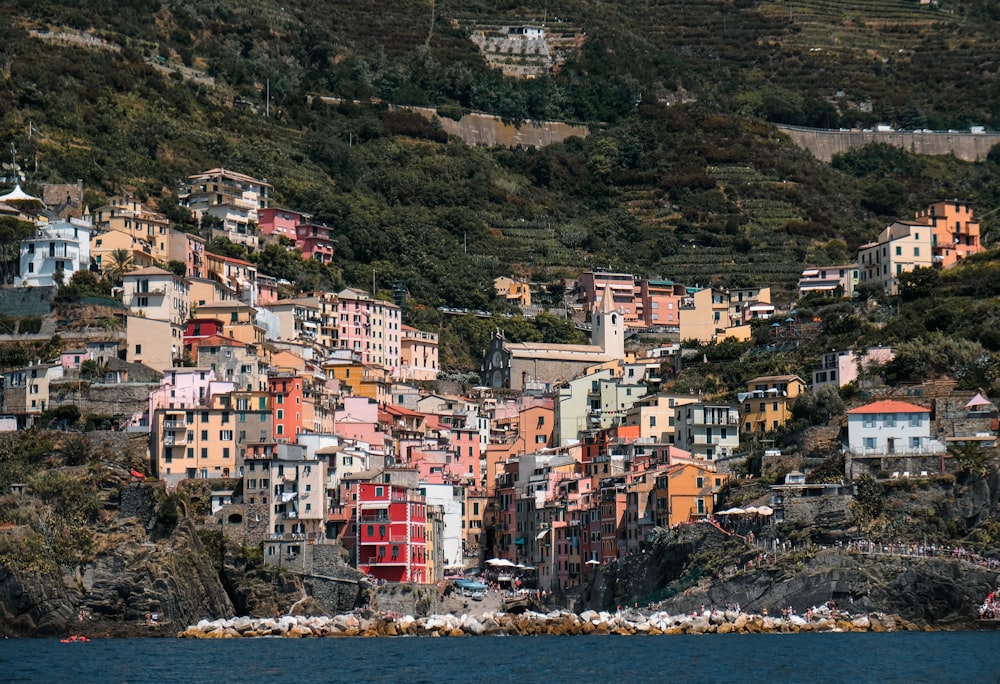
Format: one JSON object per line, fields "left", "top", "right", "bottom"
{"left": 105, "top": 248, "right": 135, "bottom": 285}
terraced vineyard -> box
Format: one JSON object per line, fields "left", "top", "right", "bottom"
{"left": 760, "top": 0, "right": 956, "bottom": 53}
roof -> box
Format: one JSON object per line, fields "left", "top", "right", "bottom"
{"left": 847, "top": 400, "right": 930, "bottom": 415}
{"left": 187, "top": 167, "right": 272, "bottom": 188}
{"left": 507, "top": 342, "right": 611, "bottom": 363}
{"left": 0, "top": 185, "right": 43, "bottom": 204}
{"left": 966, "top": 392, "right": 994, "bottom": 408}
{"left": 124, "top": 266, "right": 174, "bottom": 277}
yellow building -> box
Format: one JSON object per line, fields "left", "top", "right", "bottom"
{"left": 193, "top": 301, "right": 265, "bottom": 346}
{"left": 494, "top": 276, "right": 532, "bottom": 308}
{"left": 623, "top": 392, "right": 701, "bottom": 443}
{"left": 739, "top": 374, "right": 806, "bottom": 434}
{"left": 90, "top": 228, "right": 156, "bottom": 273}
{"left": 92, "top": 195, "right": 170, "bottom": 262}
{"left": 323, "top": 358, "right": 390, "bottom": 404}
{"left": 154, "top": 404, "right": 241, "bottom": 483}
{"left": 127, "top": 315, "right": 182, "bottom": 371}
{"left": 857, "top": 220, "right": 933, "bottom": 295}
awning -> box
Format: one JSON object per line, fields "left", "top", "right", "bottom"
{"left": 535, "top": 528, "right": 550, "bottom": 540}
{"left": 514, "top": 537, "right": 526, "bottom": 545}
{"left": 359, "top": 501, "right": 390, "bottom": 509}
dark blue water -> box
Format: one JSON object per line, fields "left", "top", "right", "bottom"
{"left": 2, "top": 632, "right": 998, "bottom": 684}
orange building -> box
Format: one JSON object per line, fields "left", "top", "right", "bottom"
{"left": 654, "top": 459, "right": 728, "bottom": 527}
{"left": 913, "top": 200, "right": 983, "bottom": 269}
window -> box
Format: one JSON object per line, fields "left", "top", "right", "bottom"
{"left": 134, "top": 344, "right": 142, "bottom": 354}
{"left": 201, "top": 430, "right": 208, "bottom": 441}
{"left": 895, "top": 245, "right": 902, "bottom": 256}
{"left": 883, "top": 414, "right": 896, "bottom": 428}
{"left": 913, "top": 247, "right": 920, "bottom": 257}
{"left": 910, "top": 437, "right": 921, "bottom": 449}
{"left": 863, "top": 415, "right": 876, "bottom": 428}
{"left": 220, "top": 430, "right": 233, "bottom": 440}
{"left": 909, "top": 413, "right": 921, "bottom": 427}
{"left": 863, "top": 437, "right": 876, "bottom": 449}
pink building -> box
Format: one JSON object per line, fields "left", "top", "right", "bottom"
{"left": 399, "top": 325, "right": 439, "bottom": 381}
{"left": 574, "top": 271, "right": 640, "bottom": 323}
{"left": 797, "top": 265, "right": 859, "bottom": 299}
{"left": 147, "top": 367, "right": 223, "bottom": 418}
{"left": 258, "top": 207, "right": 309, "bottom": 241}
{"left": 295, "top": 220, "right": 336, "bottom": 263}
{"left": 60, "top": 349, "right": 91, "bottom": 370}
{"left": 812, "top": 346, "right": 895, "bottom": 393}
{"left": 336, "top": 288, "right": 401, "bottom": 370}
{"left": 638, "top": 279, "right": 685, "bottom": 327}
{"left": 334, "top": 396, "right": 388, "bottom": 446}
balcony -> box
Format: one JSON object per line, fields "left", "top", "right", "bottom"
{"left": 163, "top": 420, "right": 186, "bottom": 430}
{"left": 162, "top": 434, "right": 187, "bottom": 447}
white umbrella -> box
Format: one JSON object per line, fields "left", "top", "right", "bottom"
{"left": 585, "top": 559, "right": 601, "bottom": 565}
{"left": 716, "top": 509, "right": 734, "bottom": 515}
{"left": 487, "top": 558, "right": 516, "bottom": 567}
{"left": 757, "top": 505, "right": 774, "bottom": 516}
{"left": 745, "top": 506, "right": 759, "bottom": 514}
{"left": 728, "top": 508, "right": 746, "bottom": 515}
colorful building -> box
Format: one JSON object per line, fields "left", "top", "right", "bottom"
{"left": 355, "top": 480, "right": 428, "bottom": 582}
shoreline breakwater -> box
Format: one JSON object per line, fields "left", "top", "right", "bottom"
{"left": 178, "top": 607, "right": 923, "bottom": 638}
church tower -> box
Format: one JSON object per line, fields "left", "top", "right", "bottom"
{"left": 591, "top": 283, "right": 624, "bottom": 359}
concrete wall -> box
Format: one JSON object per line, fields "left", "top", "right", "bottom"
{"left": 777, "top": 125, "right": 1000, "bottom": 163}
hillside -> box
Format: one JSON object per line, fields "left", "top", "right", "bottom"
{"left": 2, "top": 1, "right": 1000, "bottom": 311}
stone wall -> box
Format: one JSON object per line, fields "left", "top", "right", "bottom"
{"left": 776, "top": 125, "right": 1000, "bottom": 163}
{"left": 49, "top": 380, "right": 157, "bottom": 418}
{"left": 370, "top": 583, "right": 438, "bottom": 617}
{"left": 0, "top": 286, "right": 55, "bottom": 316}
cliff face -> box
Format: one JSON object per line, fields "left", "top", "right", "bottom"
{"left": 594, "top": 525, "right": 1000, "bottom": 628}
{"left": 0, "top": 512, "right": 235, "bottom": 637}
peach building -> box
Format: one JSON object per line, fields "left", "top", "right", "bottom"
{"left": 913, "top": 200, "right": 983, "bottom": 269}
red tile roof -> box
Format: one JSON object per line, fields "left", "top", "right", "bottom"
{"left": 847, "top": 400, "right": 929, "bottom": 414}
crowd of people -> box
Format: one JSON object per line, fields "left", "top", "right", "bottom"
{"left": 979, "top": 590, "right": 1000, "bottom": 620}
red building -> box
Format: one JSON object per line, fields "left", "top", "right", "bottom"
{"left": 355, "top": 482, "right": 427, "bottom": 583}
{"left": 295, "top": 220, "right": 336, "bottom": 263}
{"left": 269, "top": 371, "right": 304, "bottom": 441}
{"left": 258, "top": 207, "right": 309, "bottom": 241}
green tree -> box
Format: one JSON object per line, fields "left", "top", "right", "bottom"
{"left": 105, "top": 248, "right": 135, "bottom": 285}
{"left": 0, "top": 217, "right": 34, "bottom": 285}
{"left": 897, "top": 266, "right": 939, "bottom": 302}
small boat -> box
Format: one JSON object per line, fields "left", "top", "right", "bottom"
{"left": 60, "top": 635, "right": 91, "bottom": 643}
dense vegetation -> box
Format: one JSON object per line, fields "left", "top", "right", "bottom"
{"left": 2, "top": 0, "right": 1000, "bottom": 370}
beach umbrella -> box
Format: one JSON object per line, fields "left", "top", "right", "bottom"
{"left": 729, "top": 508, "right": 746, "bottom": 515}
{"left": 585, "top": 559, "right": 601, "bottom": 565}
{"left": 745, "top": 506, "right": 759, "bottom": 514}
{"left": 757, "top": 506, "right": 774, "bottom": 516}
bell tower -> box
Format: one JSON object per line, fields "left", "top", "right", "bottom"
{"left": 592, "top": 283, "right": 624, "bottom": 359}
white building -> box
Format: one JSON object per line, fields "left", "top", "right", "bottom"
{"left": 420, "top": 483, "right": 466, "bottom": 571}
{"left": 19, "top": 218, "right": 92, "bottom": 287}
{"left": 122, "top": 266, "right": 191, "bottom": 327}
{"left": 673, "top": 402, "right": 741, "bottom": 461}
{"left": 845, "top": 400, "right": 945, "bottom": 455}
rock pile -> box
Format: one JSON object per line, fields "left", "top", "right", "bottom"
{"left": 178, "top": 608, "right": 921, "bottom": 638}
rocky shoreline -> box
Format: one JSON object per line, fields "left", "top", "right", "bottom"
{"left": 178, "top": 607, "right": 924, "bottom": 638}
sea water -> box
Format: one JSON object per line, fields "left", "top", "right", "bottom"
{"left": 3, "top": 632, "right": 998, "bottom": 684}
